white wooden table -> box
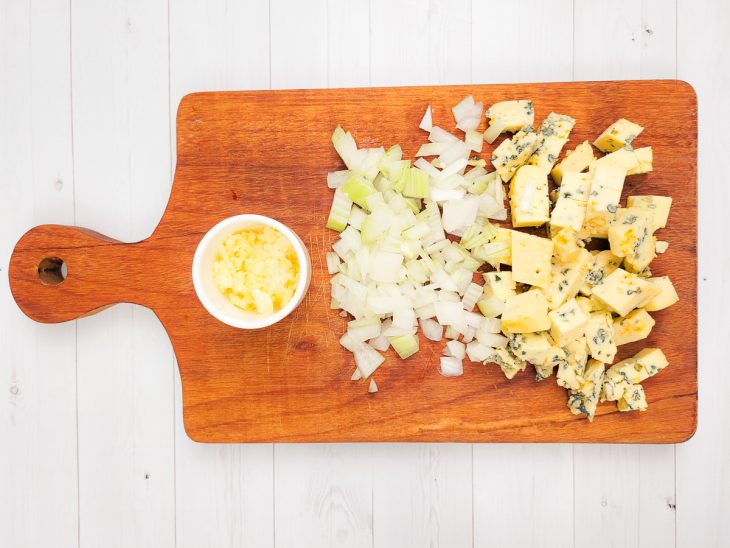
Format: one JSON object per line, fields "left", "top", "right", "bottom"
{"left": 1, "top": 1, "right": 727, "bottom": 546}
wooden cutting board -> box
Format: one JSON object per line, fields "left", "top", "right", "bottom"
{"left": 9, "top": 80, "right": 697, "bottom": 443}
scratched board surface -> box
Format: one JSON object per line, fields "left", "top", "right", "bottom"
{"left": 9, "top": 81, "right": 697, "bottom": 442}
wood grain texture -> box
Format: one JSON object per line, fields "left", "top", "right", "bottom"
{"left": 9, "top": 80, "right": 697, "bottom": 443}
{"left": 0, "top": 1, "right": 79, "bottom": 546}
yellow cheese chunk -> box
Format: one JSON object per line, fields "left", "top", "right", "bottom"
{"left": 483, "top": 271, "right": 517, "bottom": 302}
{"left": 511, "top": 231, "right": 554, "bottom": 288}
{"left": 552, "top": 227, "right": 583, "bottom": 263}
{"left": 634, "top": 348, "right": 669, "bottom": 381}
{"left": 549, "top": 298, "right": 590, "bottom": 346}
{"left": 627, "top": 147, "right": 653, "bottom": 175}
{"left": 645, "top": 276, "right": 680, "bottom": 311}
{"left": 617, "top": 383, "right": 648, "bottom": 412}
{"left": 608, "top": 207, "right": 656, "bottom": 273}
{"left": 593, "top": 118, "right": 644, "bottom": 153}
{"left": 613, "top": 308, "right": 655, "bottom": 345}
{"left": 551, "top": 141, "right": 595, "bottom": 184}
{"left": 550, "top": 172, "right": 591, "bottom": 234}
{"left": 591, "top": 268, "right": 661, "bottom": 317}
{"left": 491, "top": 131, "right": 539, "bottom": 182}
{"left": 508, "top": 331, "right": 552, "bottom": 365}
{"left": 509, "top": 165, "right": 550, "bottom": 227}
{"left": 590, "top": 147, "right": 639, "bottom": 174}
{"left": 584, "top": 311, "right": 617, "bottom": 363}
{"left": 626, "top": 195, "right": 672, "bottom": 231}
{"left": 543, "top": 248, "right": 593, "bottom": 309}
{"left": 486, "top": 100, "right": 534, "bottom": 133}
{"left": 502, "top": 290, "right": 551, "bottom": 333}
{"left": 528, "top": 113, "right": 576, "bottom": 171}
{"left": 487, "top": 346, "right": 527, "bottom": 380}
{"left": 582, "top": 164, "right": 626, "bottom": 238}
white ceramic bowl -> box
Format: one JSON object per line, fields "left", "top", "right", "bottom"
{"left": 192, "top": 214, "right": 311, "bottom": 329}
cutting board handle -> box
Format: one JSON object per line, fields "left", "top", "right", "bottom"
{"left": 9, "top": 224, "right": 155, "bottom": 323}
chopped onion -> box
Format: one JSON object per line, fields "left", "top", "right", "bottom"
{"left": 416, "top": 142, "right": 450, "bottom": 157}
{"left": 476, "top": 331, "right": 508, "bottom": 348}
{"left": 484, "top": 118, "right": 507, "bottom": 144}
{"left": 354, "top": 344, "right": 385, "bottom": 379}
{"left": 465, "top": 130, "right": 484, "bottom": 152}
{"left": 327, "top": 170, "right": 351, "bottom": 189}
{"left": 452, "top": 95, "right": 475, "bottom": 123}
{"left": 429, "top": 126, "right": 459, "bottom": 143}
{"left": 326, "top": 252, "right": 341, "bottom": 275}
{"left": 461, "top": 283, "right": 483, "bottom": 311}
{"left": 462, "top": 326, "right": 476, "bottom": 343}
{"left": 439, "top": 356, "right": 464, "bottom": 377}
{"left": 389, "top": 334, "right": 419, "bottom": 359}
{"left": 420, "top": 318, "right": 443, "bottom": 341}
{"left": 419, "top": 105, "right": 433, "bottom": 132}
{"left": 444, "top": 340, "right": 466, "bottom": 359}
{"left": 466, "top": 341, "right": 492, "bottom": 362}
{"left": 351, "top": 369, "right": 362, "bottom": 381}
{"left": 442, "top": 195, "right": 479, "bottom": 235}
{"left": 368, "top": 378, "right": 378, "bottom": 393}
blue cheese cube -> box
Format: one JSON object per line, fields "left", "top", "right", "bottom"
{"left": 626, "top": 195, "right": 672, "bottom": 231}
{"left": 486, "top": 100, "right": 534, "bottom": 133}
{"left": 613, "top": 308, "right": 655, "bottom": 345}
{"left": 584, "top": 311, "right": 617, "bottom": 363}
{"left": 581, "top": 249, "right": 622, "bottom": 296}
{"left": 508, "top": 331, "right": 552, "bottom": 365}
{"left": 582, "top": 164, "right": 626, "bottom": 238}
{"left": 542, "top": 248, "right": 593, "bottom": 309}
{"left": 551, "top": 141, "right": 595, "bottom": 184}
{"left": 589, "top": 147, "right": 639, "bottom": 174}
{"left": 483, "top": 271, "right": 516, "bottom": 302}
{"left": 607, "top": 207, "right": 656, "bottom": 273}
{"left": 501, "top": 290, "right": 551, "bottom": 333}
{"left": 634, "top": 348, "right": 669, "bottom": 381}
{"left": 511, "top": 231, "right": 554, "bottom": 288}
{"left": 536, "top": 345, "right": 569, "bottom": 381}
{"left": 645, "top": 276, "right": 679, "bottom": 311}
{"left": 550, "top": 172, "right": 591, "bottom": 233}
{"left": 487, "top": 346, "right": 527, "bottom": 380}
{"left": 509, "top": 165, "right": 550, "bottom": 227}
{"left": 528, "top": 113, "right": 576, "bottom": 171}
{"left": 491, "top": 131, "right": 539, "bottom": 182}
{"left": 568, "top": 359, "right": 605, "bottom": 421}
{"left": 549, "top": 298, "right": 590, "bottom": 346}
{"left": 593, "top": 118, "right": 644, "bottom": 153}
{"left": 617, "top": 384, "right": 648, "bottom": 412}
{"left": 591, "top": 268, "right": 660, "bottom": 317}
{"left": 627, "top": 147, "right": 653, "bottom": 175}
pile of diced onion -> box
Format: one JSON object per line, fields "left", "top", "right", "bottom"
{"left": 325, "top": 97, "right": 509, "bottom": 393}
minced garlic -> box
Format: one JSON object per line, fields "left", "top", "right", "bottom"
{"left": 212, "top": 226, "right": 299, "bottom": 315}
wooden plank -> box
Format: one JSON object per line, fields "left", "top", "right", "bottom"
{"left": 169, "top": 2, "right": 275, "bottom": 546}
{"left": 474, "top": 445, "right": 573, "bottom": 548}
{"left": 676, "top": 0, "right": 730, "bottom": 546}
{"left": 0, "top": 1, "right": 78, "bottom": 547}
{"left": 70, "top": 1, "right": 175, "bottom": 546}
{"left": 472, "top": 0, "right": 573, "bottom": 83}
{"left": 573, "top": 4, "right": 678, "bottom": 547}
{"left": 368, "top": 5, "right": 473, "bottom": 547}
{"left": 9, "top": 80, "right": 697, "bottom": 443}
{"left": 274, "top": 444, "right": 374, "bottom": 548}
{"left": 270, "top": 4, "right": 374, "bottom": 547}
{"left": 370, "top": 0, "right": 471, "bottom": 86}
{"left": 372, "top": 444, "right": 472, "bottom": 547}
{"left": 470, "top": 5, "right": 574, "bottom": 546}
{"left": 574, "top": 0, "right": 677, "bottom": 80}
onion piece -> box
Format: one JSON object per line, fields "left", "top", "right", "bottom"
{"left": 354, "top": 344, "right": 385, "bottom": 379}
{"left": 420, "top": 318, "right": 443, "bottom": 341}
{"left": 368, "top": 378, "right": 378, "bottom": 393}
{"left": 461, "top": 283, "right": 483, "bottom": 311}
{"left": 351, "top": 369, "right": 362, "bottom": 381}
{"left": 439, "top": 356, "right": 464, "bottom": 377}
{"left": 429, "top": 126, "right": 459, "bottom": 143}
{"left": 452, "top": 95, "right": 475, "bottom": 123}
{"left": 466, "top": 341, "right": 492, "bottom": 362}
{"left": 419, "top": 105, "right": 433, "bottom": 132}
{"left": 484, "top": 118, "right": 507, "bottom": 144}
{"left": 444, "top": 340, "right": 466, "bottom": 359}
{"left": 389, "top": 334, "right": 419, "bottom": 359}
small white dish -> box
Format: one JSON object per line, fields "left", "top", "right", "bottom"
{"left": 192, "top": 214, "right": 311, "bottom": 329}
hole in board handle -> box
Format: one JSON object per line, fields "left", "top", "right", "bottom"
{"left": 38, "top": 257, "right": 67, "bottom": 286}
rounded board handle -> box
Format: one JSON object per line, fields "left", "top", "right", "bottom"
{"left": 9, "top": 225, "right": 153, "bottom": 323}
